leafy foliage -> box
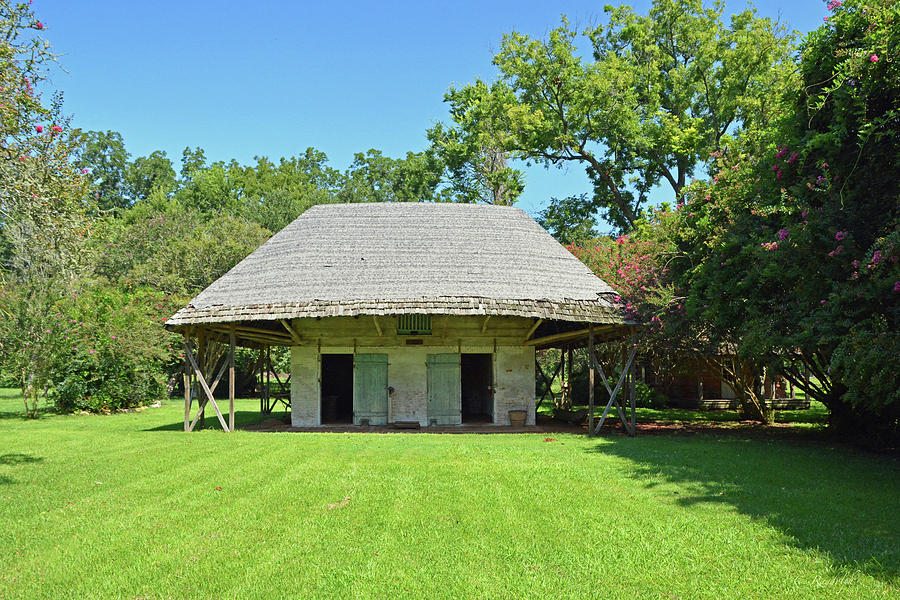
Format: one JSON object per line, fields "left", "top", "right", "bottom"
{"left": 440, "top": 0, "right": 794, "bottom": 229}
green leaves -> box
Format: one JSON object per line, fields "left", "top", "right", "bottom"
{"left": 439, "top": 0, "right": 794, "bottom": 231}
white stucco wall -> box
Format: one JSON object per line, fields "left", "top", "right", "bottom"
{"left": 289, "top": 316, "right": 537, "bottom": 427}
{"left": 290, "top": 346, "right": 319, "bottom": 427}
{"left": 493, "top": 345, "right": 537, "bottom": 426}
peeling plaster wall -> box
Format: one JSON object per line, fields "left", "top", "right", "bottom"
{"left": 290, "top": 346, "right": 319, "bottom": 427}
{"left": 289, "top": 316, "right": 536, "bottom": 427}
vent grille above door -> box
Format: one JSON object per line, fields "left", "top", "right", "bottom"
{"left": 397, "top": 314, "right": 432, "bottom": 335}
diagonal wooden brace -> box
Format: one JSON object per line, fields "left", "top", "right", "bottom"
{"left": 535, "top": 357, "right": 563, "bottom": 409}
{"left": 593, "top": 351, "right": 630, "bottom": 432}
{"left": 592, "top": 345, "right": 637, "bottom": 435}
{"left": 187, "top": 350, "right": 230, "bottom": 432}
{"left": 185, "top": 342, "right": 230, "bottom": 432}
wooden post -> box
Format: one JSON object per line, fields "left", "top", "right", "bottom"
{"left": 629, "top": 343, "right": 636, "bottom": 436}
{"left": 588, "top": 325, "right": 594, "bottom": 436}
{"left": 228, "top": 328, "right": 235, "bottom": 433}
{"left": 558, "top": 349, "right": 565, "bottom": 409}
{"left": 258, "top": 347, "right": 265, "bottom": 414}
{"left": 183, "top": 337, "right": 191, "bottom": 432}
{"left": 566, "top": 346, "right": 573, "bottom": 409}
{"left": 197, "top": 329, "right": 206, "bottom": 429}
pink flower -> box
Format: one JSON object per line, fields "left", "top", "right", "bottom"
{"left": 35, "top": 125, "right": 43, "bottom": 133}
{"left": 820, "top": 300, "right": 826, "bottom": 305}
{"left": 89, "top": 350, "right": 95, "bottom": 355}
{"left": 35, "top": 21, "right": 44, "bottom": 29}
{"left": 51, "top": 125, "right": 62, "bottom": 133}
{"left": 894, "top": 281, "right": 900, "bottom": 293}
{"left": 835, "top": 231, "right": 845, "bottom": 241}
{"left": 81, "top": 168, "right": 89, "bottom": 174}
{"left": 870, "top": 54, "right": 879, "bottom": 63}
{"left": 778, "top": 228, "right": 790, "bottom": 240}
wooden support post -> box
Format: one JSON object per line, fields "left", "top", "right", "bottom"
{"left": 258, "top": 347, "right": 265, "bottom": 414}
{"left": 229, "top": 328, "right": 235, "bottom": 433}
{"left": 197, "top": 329, "right": 206, "bottom": 429}
{"left": 588, "top": 325, "right": 594, "bottom": 436}
{"left": 592, "top": 344, "right": 638, "bottom": 435}
{"left": 566, "top": 346, "right": 573, "bottom": 409}
{"left": 183, "top": 338, "right": 191, "bottom": 432}
{"left": 185, "top": 342, "right": 230, "bottom": 432}
{"left": 187, "top": 354, "right": 230, "bottom": 432}
{"left": 558, "top": 349, "right": 565, "bottom": 409}
{"left": 629, "top": 344, "right": 636, "bottom": 436}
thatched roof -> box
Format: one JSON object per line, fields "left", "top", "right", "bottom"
{"left": 167, "top": 203, "right": 630, "bottom": 326}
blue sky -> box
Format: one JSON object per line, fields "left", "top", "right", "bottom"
{"left": 38, "top": 0, "right": 829, "bottom": 218}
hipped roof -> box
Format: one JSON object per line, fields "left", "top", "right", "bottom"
{"left": 167, "top": 202, "right": 631, "bottom": 326}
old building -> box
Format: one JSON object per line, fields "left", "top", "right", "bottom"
{"left": 166, "top": 202, "right": 636, "bottom": 431}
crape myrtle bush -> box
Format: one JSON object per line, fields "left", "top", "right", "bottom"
{"left": 0, "top": 283, "right": 181, "bottom": 413}
{"left": 671, "top": 0, "right": 899, "bottom": 443}
{"left": 564, "top": 0, "right": 898, "bottom": 443}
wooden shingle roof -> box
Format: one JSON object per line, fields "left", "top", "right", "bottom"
{"left": 167, "top": 202, "right": 631, "bottom": 326}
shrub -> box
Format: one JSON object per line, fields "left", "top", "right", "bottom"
{"left": 634, "top": 380, "right": 669, "bottom": 410}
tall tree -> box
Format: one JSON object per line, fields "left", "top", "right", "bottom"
{"left": 428, "top": 81, "right": 524, "bottom": 206}
{"left": 0, "top": 1, "right": 93, "bottom": 416}
{"left": 447, "top": 0, "right": 794, "bottom": 229}
{"left": 338, "top": 148, "right": 444, "bottom": 204}
{"left": 125, "top": 150, "right": 176, "bottom": 201}
{"left": 665, "top": 0, "right": 899, "bottom": 441}
{"left": 73, "top": 130, "right": 130, "bottom": 211}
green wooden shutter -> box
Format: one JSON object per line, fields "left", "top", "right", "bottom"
{"left": 354, "top": 354, "right": 388, "bottom": 425}
{"left": 427, "top": 353, "right": 461, "bottom": 425}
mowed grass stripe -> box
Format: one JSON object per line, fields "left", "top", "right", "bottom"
{"left": 0, "top": 393, "right": 896, "bottom": 599}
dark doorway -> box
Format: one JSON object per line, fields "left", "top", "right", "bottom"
{"left": 461, "top": 353, "right": 493, "bottom": 423}
{"left": 321, "top": 354, "right": 353, "bottom": 424}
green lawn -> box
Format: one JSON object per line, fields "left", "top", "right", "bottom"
{"left": 0, "top": 389, "right": 897, "bottom": 599}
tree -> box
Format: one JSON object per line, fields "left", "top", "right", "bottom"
{"left": 428, "top": 81, "right": 524, "bottom": 205}
{"left": 446, "top": 0, "right": 794, "bottom": 229}
{"left": 0, "top": 0, "right": 93, "bottom": 417}
{"left": 338, "top": 148, "right": 445, "bottom": 204}
{"left": 73, "top": 130, "right": 130, "bottom": 212}
{"left": 180, "top": 146, "right": 207, "bottom": 181}
{"left": 537, "top": 194, "right": 599, "bottom": 244}
{"left": 125, "top": 150, "right": 176, "bottom": 201}
{"left": 667, "top": 0, "right": 899, "bottom": 441}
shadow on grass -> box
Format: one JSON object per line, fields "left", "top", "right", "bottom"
{"left": 145, "top": 410, "right": 281, "bottom": 432}
{"left": 589, "top": 434, "right": 900, "bottom": 585}
{"left": 0, "top": 453, "right": 45, "bottom": 486}
{"left": 0, "top": 406, "right": 56, "bottom": 421}
{"left": 0, "top": 453, "right": 45, "bottom": 466}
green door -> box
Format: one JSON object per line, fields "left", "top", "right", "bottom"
{"left": 353, "top": 354, "right": 388, "bottom": 425}
{"left": 427, "top": 353, "right": 461, "bottom": 425}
